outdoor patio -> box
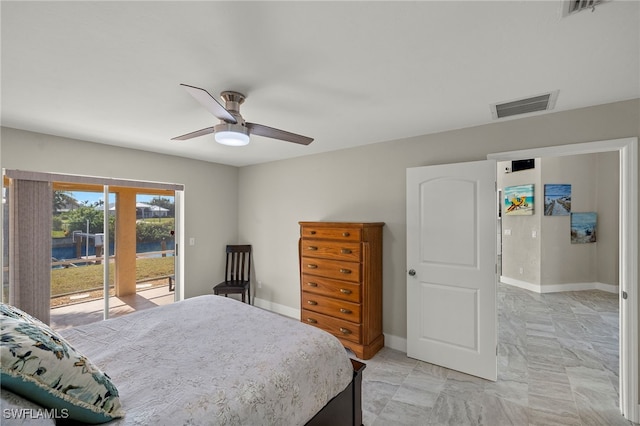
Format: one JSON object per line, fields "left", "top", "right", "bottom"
{"left": 50, "top": 284, "right": 175, "bottom": 330}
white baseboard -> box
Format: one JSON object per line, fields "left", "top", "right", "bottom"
{"left": 499, "top": 276, "right": 540, "bottom": 292}
{"left": 253, "top": 297, "right": 409, "bottom": 355}
{"left": 500, "top": 276, "right": 619, "bottom": 294}
{"left": 253, "top": 297, "right": 301, "bottom": 319}
{"left": 383, "top": 333, "right": 407, "bottom": 353}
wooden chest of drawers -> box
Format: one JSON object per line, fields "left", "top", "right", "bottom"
{"left": 299, "top": 222, "right": 384, "bottom": 359}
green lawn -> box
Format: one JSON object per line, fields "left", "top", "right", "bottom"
{"left": 51, "top": 257, "right": 174, "bottom": 296}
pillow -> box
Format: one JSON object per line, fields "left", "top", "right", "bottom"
{"left": 0, "top": 303, "right": 124, "bottom": 424}
{"left": 0, "top": 303, "right": 43, "bottom": 323}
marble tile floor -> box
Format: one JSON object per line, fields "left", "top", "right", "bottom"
{"left": 359, "top": 283, "right": 636, "bottom": 425}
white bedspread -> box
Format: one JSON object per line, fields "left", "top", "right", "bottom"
{"left": 2, "top": 295, "right": 353, "bottom": 425}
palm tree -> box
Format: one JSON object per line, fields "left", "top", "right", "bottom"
{"left": 53, "top": 191, "right": 77, "bottom": 214}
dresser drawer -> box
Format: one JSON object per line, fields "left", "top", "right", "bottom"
{"left": 301, "top": 309, "right": 362, "bottom": 344}
{"left": 302, "top": 292, "right": 361, "bottom": 322}
{"left": 301, "top": 274, "right": 361, "bottom": 303}
{"left": 300, "top": 240, "right": 361, "bottom": 262}
{"left": 300, "top": 226, "right": 362, "bottom": 242}
{"left": 301, "top": 257, "right": 361, "bottom": 283}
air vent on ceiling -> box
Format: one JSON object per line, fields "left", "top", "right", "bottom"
{"left": 562, "top": 0, "right": 609, "bottom": 17}
{"left": 490, "top": 90, "right": 559, "bottom": 120}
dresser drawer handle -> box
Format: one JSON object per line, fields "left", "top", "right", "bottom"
{"left": 307, "top": 300, "right": 318, "bottom": 305}
{"left": 307, "top": 264, "right": 318, "bottom": 269}
{"left": 339, "top": 327, "right": 352, "bottom": 335}
{"left": 339, "top": 308, "right": 352, "bottom": 314}
{"left": 340, "top": 288, "right": 352, "bottom": 295}
{"left": 341, "top": 248, "right": 352, "bottom": 254}
{"left": 306, "top": 282, "right": 318, "bottom": 287}
{"left": 342, "top": 232, "right": 350, "bottom": 237}
{"left": 339, "top": 268, "right": 351, "bottom": 274}
{"left": 307, "top": 246, "right": 318, "bottom": 251}
{"left": 306, "top": 318, "right": 317, "bottom": 324}
{"left": 309, "top": 230, "right": 316, "bottom": 235}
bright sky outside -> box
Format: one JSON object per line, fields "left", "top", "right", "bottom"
{"left": 71, "top": 191, "right": 173, "bottom": 206}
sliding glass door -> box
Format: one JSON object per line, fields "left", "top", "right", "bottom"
{"left": 49, "top": 187, "right": 178, "bottom": 329}
{"left": 2, "top": 169, "right": 184, "bottom": 330}
{"left": 50, "top": 189, "right": 114, "bottom": 329}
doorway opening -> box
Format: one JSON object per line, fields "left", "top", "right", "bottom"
{"left": 488, "top": 137, "right": 638, "bottom": 422}
{"left": 49, "top": 189, "right": 177, "bottom": 329}
{"left": 2, "top": 170, "right": 185, "bottom": 331}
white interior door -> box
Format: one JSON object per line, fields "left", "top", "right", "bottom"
{"left": 407, "top": 160, "right": 497, "bottom": 381}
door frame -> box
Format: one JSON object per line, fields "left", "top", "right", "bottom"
{"left": 488, "top": 137, "right": 638, "bottom": 422}
{"left": 2, "top": 169, "right": 186, "bottom": 324}
{"left": 173, "top": 190, "right": 185, "bottom": 301}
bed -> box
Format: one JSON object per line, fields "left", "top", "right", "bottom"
{"left": 0, "top": 295, "right": 365, "bottom": 425}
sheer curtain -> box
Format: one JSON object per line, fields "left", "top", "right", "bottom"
{"left": 9, "top": 179, "right": 52, "bottom": 324}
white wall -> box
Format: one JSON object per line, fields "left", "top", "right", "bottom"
{"left": 498, "top": 160, "right": 541, "bottom": 284}
{"left": 239, "top": 99, "right": 639, "bottom": 344}
{"left": 0, "top": 127, "right": 239, "bottom": 298}
{"left": 540, "top": 152, "right": 619, "bottom": 289}
{"left": 1, "top": 99, "right": 638, "bottom": 347}
{"left": 596, "top": 151, "right": 620, "bottom": 286}
{"left": 498, "top": 152, "right": 619, "bottom": 291}
{"left": 540, "top": 155, "right": 597, "bottom": 285}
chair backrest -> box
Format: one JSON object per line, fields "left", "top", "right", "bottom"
{"left": 224, "top": 245, "right": 251, "bottom": 283}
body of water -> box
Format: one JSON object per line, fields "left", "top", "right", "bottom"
{"left": 52, "top": 240, "right": 175, "bottom": 261}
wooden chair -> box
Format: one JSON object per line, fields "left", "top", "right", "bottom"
{"left": 213, "top": 245, "right": 252, "bottom": 304}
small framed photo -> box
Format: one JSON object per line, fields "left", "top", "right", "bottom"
{"left": 544, "top": 184, "right": 571, "bottom": 216}
{"left": 571, "top": 212, "right": 597, "bottom": 243}
{"left": 504, "top": 184, "right": 534, "bottom": 216}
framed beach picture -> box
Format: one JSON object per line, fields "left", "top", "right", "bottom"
{"left": 544, "top": 184, "right": 571, "bottom": 216}
{"left": 504, "top": 184, "right": 534, "bottom": 215}
{"left": 571, "top": 212, "right": 597, "bottom": 243}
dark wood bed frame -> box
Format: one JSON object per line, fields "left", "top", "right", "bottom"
{"left": 306, "top": 359, "right": 365, "bottom": 426}
{"left": 0, "top": 360, "right": 365, "bottom": 426}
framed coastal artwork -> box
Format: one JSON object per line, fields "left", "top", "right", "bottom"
{"left": 504, "top": 184, "right": 534, "bottom": 215}
{"left": 571, "top": 212, "right": 597, "bottom": 243}
{"left": 544, "top": 184, "right": 571, "bottom": 216}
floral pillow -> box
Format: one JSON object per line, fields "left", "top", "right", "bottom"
{"left": 0, "top": 303, "right": 124, "bottom": 424}
{"left": 0, "top": 303, "right": 45, "bottom": 323}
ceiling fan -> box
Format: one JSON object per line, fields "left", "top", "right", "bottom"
{"left": 172, "top": 84, "right": 314, "bottom": 146}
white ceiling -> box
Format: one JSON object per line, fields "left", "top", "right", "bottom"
{"left": 2, "top": 1, "right": 638, "bottom": 167}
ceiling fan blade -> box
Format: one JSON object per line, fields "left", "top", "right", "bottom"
{"left": 246, "top": 122, "right": 314, "bottom": 145}
{"left": 180, "top": 84, "right": 237, "bottom": 124}
{"left": 171, "top": 126, "right": 215, "bottom": 141}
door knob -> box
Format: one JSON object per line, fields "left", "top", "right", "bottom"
{"left": 408, "top": 269, "right": 416, "bottom": 276}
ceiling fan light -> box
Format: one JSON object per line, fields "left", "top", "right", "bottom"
{"left": 214, "top": 123, "right": 250, "bottom": 146}
{"left": 215, "top": 130, "right": 250, "bottom": 146}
